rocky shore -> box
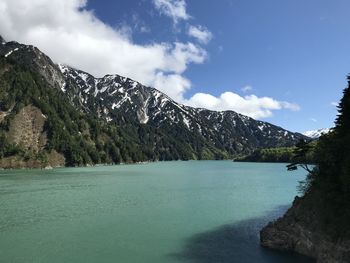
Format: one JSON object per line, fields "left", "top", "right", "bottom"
{"left": 260, "top": 194, "right": 350, "bottom": 262}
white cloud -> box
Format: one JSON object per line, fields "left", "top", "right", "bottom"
{"left": 188, "top": 25, "right": 212, "bottom": 44}
{"left": 0, "top": 0, "right": 205, "bottom": 98}
{"left": 166, "top": 42, "right": 207, "bottom": 73}
{"left": 185, "top": 92, "right": 300, "bottom": 119}
{"left": 154, "top": 72, "right": 191, "bottom": 102}
{"left": 241, "top": 85, "right": 253, "bottom": 93}
{"left": 311, "top": 118, "right": 318, "bottom": 123}
{"left": 153, "top": 0, "right": 190, "bottom": 24}
{"left": 0, "top": 0, "right": 300, "bottom": 120}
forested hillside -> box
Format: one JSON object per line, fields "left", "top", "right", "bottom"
{"left": 235, "top": 140, "right": 317, "bottom": 163}
{"left": 0, "top": 38, "right": 307, "bottom": 168}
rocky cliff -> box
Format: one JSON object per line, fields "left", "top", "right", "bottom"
{"left": 0, "top": 105, "right": 65, "bottom": 169}
{"left": 260, "top": 193, "right": 350, "bottom": 262}
{"left": 8, "top": 105, "right": 47, "bottom": 152}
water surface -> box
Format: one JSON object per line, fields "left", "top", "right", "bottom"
{"left": 0, "top": 161, "right": 315, "bottom": 262}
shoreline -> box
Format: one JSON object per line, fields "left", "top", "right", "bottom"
{"left": 0, "top": 159, "right": 242, "bottom": 171}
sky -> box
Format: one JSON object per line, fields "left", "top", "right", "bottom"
{"left": 0, "top": 0, "right": 349, "bottom": 132}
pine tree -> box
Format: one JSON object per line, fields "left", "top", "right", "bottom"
{"left": 312, "top": 75, "right": 350, "bottom": 236}
{"left": 335, "top": 75, "right": 350, "bottom": 135}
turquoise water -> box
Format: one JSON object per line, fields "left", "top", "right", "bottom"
{"left": 0, "top": 161, "right": 314, "bottom": 263}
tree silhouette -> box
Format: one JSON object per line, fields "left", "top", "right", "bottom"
{"left": 286, "top": 139, "right": 313, "bottom": 173}
{"left": 335, "top": 75, "right": 350, "bottom": 135}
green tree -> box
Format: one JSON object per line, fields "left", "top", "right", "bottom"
{"left": 335, "top": 76, "right": 350, "bottom": 135}
{"left": 300, "top": 75, "right": 350, "bottom": 236}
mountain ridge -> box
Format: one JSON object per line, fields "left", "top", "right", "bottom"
{"left": 60, "top": 64, "right": 308, "bottom": 152}
{"left": 0, "top": 37, "right": 307, "bottom": 167}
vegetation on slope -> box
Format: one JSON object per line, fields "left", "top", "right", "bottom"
{"left": 0, "top": 56, "right": 146, "bottom": 166}
{"left": 234, "top": 140, "right": 316, "bottom": 164}
{"left": 0, "top": 52, "right": 228, "bottom": 167}
{"left": 0, "top": 39, "right": 306, "bottom": 168}
{"left": 235, "top": 146, "right": 296, "bottom": 163}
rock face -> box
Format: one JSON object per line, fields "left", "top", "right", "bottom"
{"left": 8, "top": 105, "right": 47, "bottom": 153}
{"left": 260, "top": 195, "right": 350, "bottom": 262}
{"left": 0, "top": 104, "right": 65, "bottom": 169}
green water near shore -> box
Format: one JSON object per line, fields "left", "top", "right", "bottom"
{"left": 0, "top": 161, "right": 314, "bottom": 262}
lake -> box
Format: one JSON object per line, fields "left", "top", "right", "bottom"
{"left": 0, "top": 161, "right": 315, "bottom": 262}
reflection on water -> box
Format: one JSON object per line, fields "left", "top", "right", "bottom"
{"left": 171, "top": 205, "right": 315, "bottom": 263}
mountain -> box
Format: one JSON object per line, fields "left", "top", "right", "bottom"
{"left": 59, "top": 65, "right": 306, "bottom": 152}
{"left": 303, "top": 128, "right": 331, "bottom": 139}
{"left": 0, "top": 37, "right": 306, "bottom": 168}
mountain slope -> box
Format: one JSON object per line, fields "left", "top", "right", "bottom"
{"left": 59, "top": 65, "right": 306, "bottom": 155}
{"left": 0, "top": 37, "right": 306, "bottom": 167}
{"left": 0, "top": 39, "right": 143, "bottom": 166}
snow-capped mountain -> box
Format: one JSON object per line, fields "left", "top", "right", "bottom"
{"left": 59, "top": 64, "right": 306, "bottom": 155}
{"left": 303, "top": 128, "right": 332, "bottom": 139}
{"left": 0, "top": 36, "right": 307, "bottom": 165}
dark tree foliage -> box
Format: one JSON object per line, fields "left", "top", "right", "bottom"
{"left": 298, "top": 76, "right": 350, "bottom": 237}
{"left": 287, "top": 139, "right": 314, "bottom": 173}
{"left": 235, "top": 146, "right": 296, "bottom": 163}
{"left": 335, "top": 76, "right": 350, "bottom": 135}
{"left": 235, "top": 141, "right": 317, "bottom": 164}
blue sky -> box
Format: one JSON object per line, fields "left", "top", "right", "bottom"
{"left": 1, "top": 0, "right": 349, "bottom": 132}
{"left": 86, "top": 0, "right": 349, "bottom": 132}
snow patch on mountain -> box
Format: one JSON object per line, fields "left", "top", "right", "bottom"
{"left": 4, "top": 47, "right": 19, "bottom": 57}
{"left": 57, "top": 64, "right": 306, "bottom": 150}
{"left": 303, "top": 128, "right": 331, "bottom": 139}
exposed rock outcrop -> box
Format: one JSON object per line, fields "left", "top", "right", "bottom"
{"left": 260, "top": 194, "right": 350, "bottom": 262}
{"left": 8, "top": 105, "right": 47, "bottom": 153}
{"left": 0, "top": 105, "right": 65, "bottom": 169}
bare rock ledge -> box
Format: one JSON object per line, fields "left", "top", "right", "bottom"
{"left": 260, "top": 196, "right": 350, "bottom": 262}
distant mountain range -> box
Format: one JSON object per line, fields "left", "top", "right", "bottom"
{"left": 0, "top": 36, "right": 307, "bottom": 168}
{"left": 303, "top": 128, "right": 331, "bottom": 139}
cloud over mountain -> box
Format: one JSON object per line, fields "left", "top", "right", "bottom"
{"left": 0, "top": 0, "right": 300, "bottom": 119}
{"left": 185, "top": 92, "right": 300, "bottom": 119}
